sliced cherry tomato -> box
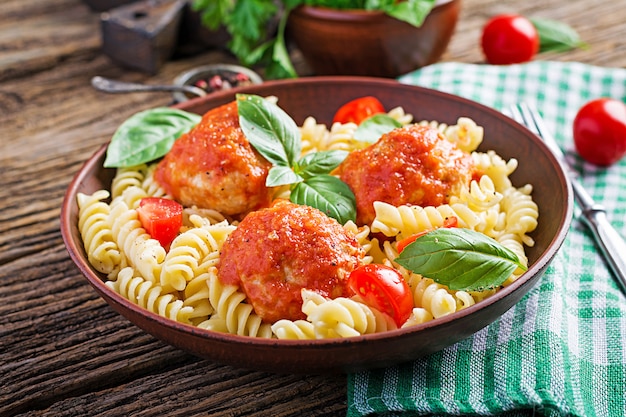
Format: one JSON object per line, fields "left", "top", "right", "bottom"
{"left": 481, "top": 14, "right": 539, "bottom": 65}
{"left": 396, "top": 216, "right": 458, "bottom": 253}
{"left": 573, "top": 98, "right": 626, "bottom": 166}
{"left": 332, "top": 96, "right": 385, "bottom": 125}
{"left": 348, "top": 264, "right": 413, "bottom": 327}
{"left": 136, "top": 197, "right": 183, "bottom": 248}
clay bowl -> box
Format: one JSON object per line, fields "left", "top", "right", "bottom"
{"left": 287, "top": 0, "right": 460, "bottom": 77}
{"left": 61, "top": 77, "right": 572, "bottom": 374}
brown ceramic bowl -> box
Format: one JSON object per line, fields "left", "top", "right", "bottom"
{"left": 287, "top": 0, "right": 460, "bottom": 77}
{"left": 61, "top": 77, "right": 572, "bottom": 374}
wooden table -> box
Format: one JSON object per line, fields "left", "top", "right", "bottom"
{"left": 1, "top": 0, "right": 624, "bottom": 415}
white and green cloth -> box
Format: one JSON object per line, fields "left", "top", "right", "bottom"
{"left": 347, "top": 61, "right": 626, "bottom": 417}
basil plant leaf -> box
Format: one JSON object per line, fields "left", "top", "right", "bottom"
{"left": 237, "top": 94, "right": 302, "bottom": 166}
{"left": 266, "top": 165, "right": 303, "bottom": 187}
{"left": 383, "top": 0, "right": 436, "bottom": 27}
{"left": 295, "top": 150, "right": 349, "bottom": 179}
{"left": 104, "top": 108, "right": 201, "bottom": 168}
{"left": 354, "top": 114, "right": 402, "bottom": 143}
{"left": 395, "top": 228, "right": 527, "bottom": 291}
{"left": 531, "top": 18, "right": 586, "bottom": 52}
{"left": 290, "top": 175, "right": 356, "bottom": 224}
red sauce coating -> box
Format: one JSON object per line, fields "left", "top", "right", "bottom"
{"left": 218, "top": 200, "right": 365, "bottom": 323}
{"left": 154, "top": 101, "right": 272, "bottom": 219}
{"left": 335, "top": 124, "right": 475, "bottom": 225}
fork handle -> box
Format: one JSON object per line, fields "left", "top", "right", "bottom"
{"left": 581, "top": 207, "right": 626, "bottom": 293}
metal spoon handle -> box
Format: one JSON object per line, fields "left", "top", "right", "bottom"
{"left": 91, "top": 76, "right": 206, "bottom": 97}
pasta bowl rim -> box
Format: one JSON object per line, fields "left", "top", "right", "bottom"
{"left": 61, "top": 76, "right": 573, "bottom": 373}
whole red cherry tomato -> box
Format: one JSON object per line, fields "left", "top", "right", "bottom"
{"left": 136, "top": 197, "right": 183, "bottom": 248}
{"left": 348, "top": 264, "right": 414, "bottom": 327}
{"left": 573, "top": 98, "right": 626, "bottom": 166}
{"left": 481, "top": 14, "right": 539, "bottom": 65}
{"left": 332, "top": 96, "right": 385, "bottom": 125}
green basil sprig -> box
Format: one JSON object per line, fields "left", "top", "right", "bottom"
{"left": 354, "top": 114, "right": 402, "bottom": 143}
{"left": 104, "top": 108, "right": 201, "bottom": 168}
{"left": 531, "top": 18, "right": 586, "bottom": 53}
{"left": 237, "top": 94, "right": 356, "bottom": 224}
{"left": 395, "top": 228, "right": 527, "bottom": 292}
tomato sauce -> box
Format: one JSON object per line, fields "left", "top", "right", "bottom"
{"left": 218, "top": 200, "right": 365, "bottom": 323}
{"left": 155, "top": 102, "right": 273, "bottom": 219}
{"left": 335, "top": 124, "right": 475, "bottom": 225}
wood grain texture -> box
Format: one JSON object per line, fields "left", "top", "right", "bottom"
{"left": 1, "top": 0, "right": 624, "bottom": 415}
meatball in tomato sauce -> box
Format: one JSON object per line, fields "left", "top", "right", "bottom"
{"left": 154, "top": 101, "right": 272, "bottom": 219}
{"left": 335, "top": 124, "right": 475, "bottom": 225}
{"left": 218, "top": 200, "right": 365, "bottom": 323}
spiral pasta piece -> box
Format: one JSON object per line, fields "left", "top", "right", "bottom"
{"left": 271, "top": 320, "right": 316, "bottom": 340}
{"left": 160, "top": 215, "right": 234, "bottom": 291}
{"left": 387, "top": 106, "right": 413, "bottom": 125}
{"left": 326, "top": 121, "right": 364, "bottom": 152}
{"left": 300, "top": 289, "right": 396, "bottom": 339}
{"left": 111, "top": 164, "right": 147, "bottom": 199}
{"left": 77, "top": 190, "right": 121, "bottom": 277}
{"left": 300, "top": 116, "right": 330, "bottom": 155}
{"left": 206, "top": 267, "right": 273, "bottom": 338}
{"left": 343, "top": 221, "right": 374, "bottom": 265}
{"left": 107, "top": 267, "right": 194, "bottom": 323}
{"left": 442, "top": 117, "right": 484, "bottom": 153}
{"left": 501, "top": 185, "right": 539, "bottom": 239}
{"left": 406, "top": 274, "right": 457, "bottom": 319}
{"left": 108, "top": 196, "right": 165, "bottom": 283}
{"left": 472, "top": 151, "right": 518, "bottom": 192}
{"left": 371, "top": 201, "right": 481, "bottom": 239}
{"left": 182, "top": 271, "right": 214, "bottom": 324}
{"left": 142, "top": 163, "right": 170, "bottom": 198}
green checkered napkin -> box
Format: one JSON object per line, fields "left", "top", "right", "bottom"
{"left": 347, "top": 61, "right": 626, "bottom": 417}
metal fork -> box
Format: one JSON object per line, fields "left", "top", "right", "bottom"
{"left": 509, "top": 103, "right": 626, "bottom": 295}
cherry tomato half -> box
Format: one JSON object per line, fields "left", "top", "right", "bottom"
{"left": 348, "top": 264, "right": 413, "bottom": 327}
{"left": 396, "top": 216, "right": 458, "bottom": 253}
{"left": 136, "top": 197, "right": 183, "bottom": 248}
{"left": 573, "top": 98, "right": 626, "bottom": 166}
{"left": 332, "top": 96, "right": 385, "bottom": 125}
{"left": 481, "top": 14, "right": 539, "bottom": 65}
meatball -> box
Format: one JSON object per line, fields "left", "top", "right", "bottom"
{"left": 334, "top": 124, "right": 475, "bottom": 225}
{"left": 154, "top": 101, "right": 272, "bottom": 219}
{"left": 218, "top": 200, "right": 365, "bottom": 323}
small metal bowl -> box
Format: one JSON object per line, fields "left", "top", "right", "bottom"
{"left": 172, "top": 64, "right": 263, "bottom": 103}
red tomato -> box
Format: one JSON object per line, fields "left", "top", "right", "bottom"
{"left": 348, "top": 264, "right": 413, "bottom": 327}
{"left": 573, "top": 98, "right": 626, "bottom": 166}
{"left": 136, "top": 197, "right": 183, "bottom": 248}
{"left": 481, "top": 14, "right": 539, "bottom": 65}
{"left": 332, "top": 96, "right": 385, "bottom": 125}
{"left": 396, "top": 216, "right": 458, "bottom": 253}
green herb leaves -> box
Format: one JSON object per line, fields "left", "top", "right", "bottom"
{"left": 395, "top": 228, "right": 527, "bottom": 291}
{"left": 237, "top": 94, "right": 356, "bottom": 224}
{"left": 354, "top": 114, "right": 402, "bottom": 143}
{"left": 104, "top": 108, "right": 201, "bottom": 168}
{"left": 531, "top": 17, "right": 586, "bottom": 53}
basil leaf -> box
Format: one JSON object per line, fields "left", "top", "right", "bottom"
{"left": 103, "top": 108, "right": 201, "bottom": 168}
{"left": 395, "top": 228, "right": 527, "bottom": 291}
{"left": 290, "top": 175, "right": 357, "bottom": 224}
{"left": 354, "top": 114, "right": 402, "bottom": 143}
{"left": 295, "top": 150, "right": 349, "bottom": 179}
{"left": 383, "top": 0, "right": 436, "bottom": 27}
{"left": 531, "top": 18, "right": 586, "bottom": 52}
{"left": 266, "top": 165, "right": 302, "bottom": 187}
{"left": 237, "top": 94, "right": 301, "bottom": 166}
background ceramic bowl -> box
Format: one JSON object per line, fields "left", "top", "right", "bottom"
{"left": 172, "top": 64, "right": 263, "bottom": 103}
{"left": 61, "top": 77, "right": 572, "bottom": 374}
{"left": 287, "top": 0, "right": 460, "bottom": 77}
